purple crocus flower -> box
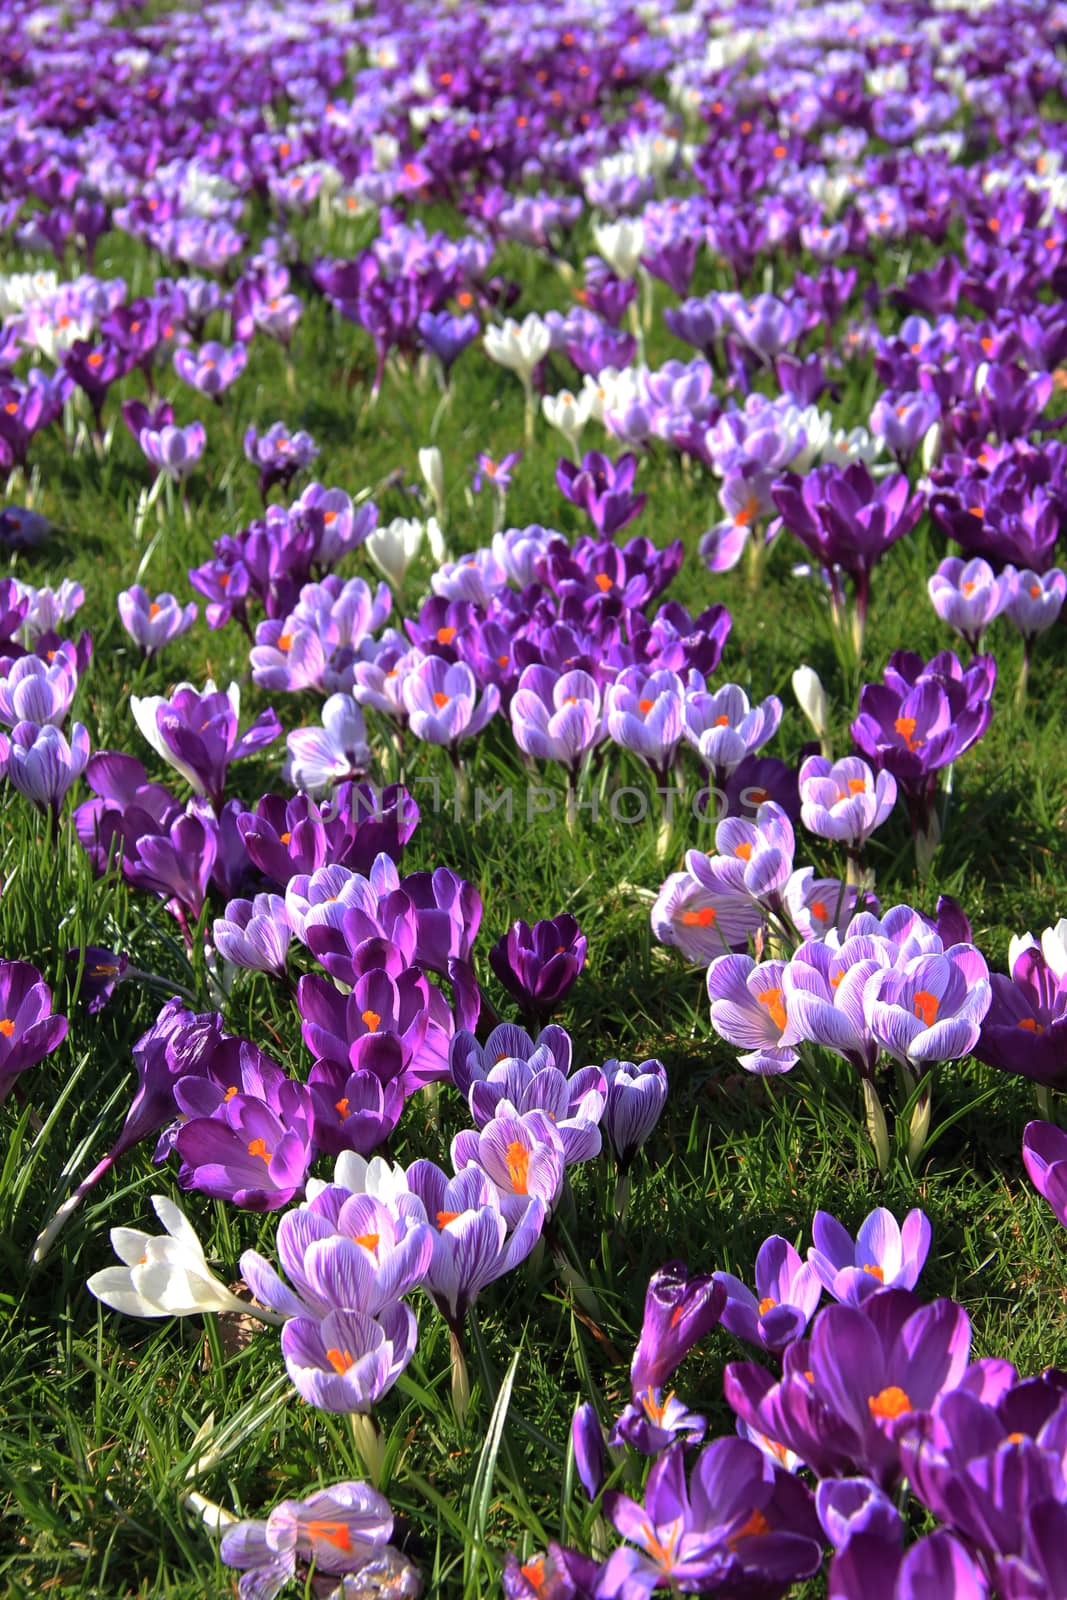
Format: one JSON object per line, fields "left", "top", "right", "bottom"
{"left": 400, "top": 658, "right": 499, "bottom": 751}
{"left": 244, "top": 423, "right": 319, "bottom": 501}
{"left": 630, "top": 1261, "right": 726, "bottom": 1397}
{"left": 799, "top": 756, "right": 897, "bottom": 851}
{"left": 451, "top": 1110, "right": 566, "bottom": 1224}
{"left": 1003, "top": 566, "right": 1066, "bottom": 641}
{"left": 555, "top": 451, "right": 647, "bottom": 537}
{"left": 572, "top": 1402, "right": 606, "bottom": 1500}
{"left": 117, "top": 587, "right": 197, "bottom": 655}
{"left": 651, "top": 861, "right": 765, "bottom": 964}
{"left": 598, "top": 1439, "right": 822, "bottom": 1596}
{"left": 0, "top": 960, "right": 68, "bottom": 1104}
{"left": 280, "top": 1302, "right": 417, "bottom": 1413}
{"left": 928, "top": 558, "right": 1012, "bottom": 653}
{"left": 828, "top": 1526, "right": 990, "bottom": 1600}
{"left": 715, "top": 1237, "right": 822, "bottom": 1352}
{"left": 683, "top": 683, "right": 782, "bottom": 788}
{"left": 866, "top": 947, "right": 991, "bottom": 1068}
{"left": 3, "top": 720, "right": 90, "bottom": 813}
{"left": 66, "top": 947, "right": 129, "bottom": 1015}
{"left": 0, "top": 650, "right": 80, "bottom": 727}
{"left": 502, "top": 1544, "right": 598, "bottom": 1600}
{"left": 131, "top": 682, "right": 281, "bottom": 813}
{"left": 173, "top": 339, "right": 246, "bottom": 397}
{"left": 236, "top": 793, "right": 327, "bottom": 886}
{"left": 869, "top": 389, "right": 941, "bottom": 465}
{"left": 706, "top": 954, "right": 799, "bottom": 1075}
{"left": 138, "top": 422, "right": 206, "bottom": 482}
{"left": 174, "top": 1077, "right": 314, "bottom": 1211}
{"left": 604, "top": 667, "right": 686, "bottom": 780}
{"left": 126, "top": 811, "right": 217, "bottom": 921}
{"left": 509, "top": 665, "right": 601, "bottom": 775}
{"left": 1022, "top": 1120, "right": 1067, "bottom": 1230}
{"left": 213, "top": 894, "right": 291, "bottom": 978}
{"left": 602, "top": 1058, "right": 668, "bottom": 1169}
{"left": 808, "top": 1208, "right": 932, "bottom": 1304}
{"left": 488, "top": 915, "right": 586, "bottom": 1023}
{"left": 975, "top": 932, "right": 1067, "bottom": 1087}
{"left": 418, "top": 310, "right": 480, "bottom": 377}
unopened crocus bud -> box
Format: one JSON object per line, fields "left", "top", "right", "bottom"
{"left": 629, "top": 1261, "right": 725, "bottom": 1397}
{"left": 488, "top": 915, "right": 587, "bottom": 1023}
{"left": 571, "top": 1402, "right": 605, "bottom": 1500}
{"left": 602, "top": 1058, "right": 667, "bottom": 1169}
{"left": 419, "top": 446, "right": 445, "bottom": 522}
{"left": 792, "top": 664, "right": 828, "bottom": 742}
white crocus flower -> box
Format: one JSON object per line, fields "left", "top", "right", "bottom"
{"left": 87, "top": 1194, "right": 284, "bottom": 1322}
{"left": 483, "top": 314, "right": 551, "bottom": 382}
{"left": 542, "top": 388, "right": 595, "bottom": 455}
{"left": 593, "top": 218, "right": 646, "bottom": 280}
{"left": 365, "top": 516, "right": 427, "bottom": 585}
{"left": 793, "top": 665, "right": 828, "bottom": 742}
{"left": 130, "top": 679, "right": 237, "bottom": 796}
{"left": 306, "top": 1151, "right": 411, "bottom": 1207}
{"left": 418, "top": 445, "right": 446, "bottom": 522}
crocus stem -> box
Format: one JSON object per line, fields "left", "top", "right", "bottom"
{"left": 523, "top": 382, "right": 536, "bottom": 445}
{"left": 350, "top": 1412, "right": 385, "bottom": 1488}
{"left": 862, "top": 1079, "right": 891, "bottom": 1177}
{"left": 31, "top": 1152, "right": 117, "bottom": 1264}
{"left": 745, "top": 529, "right": 764, "bottom": 594}
{"left": 613, "top": 1169, "right": 631, "bottom": 1223}
{"left": 1037, "top": 1084, "right": 1052, "bottom": 1121}
{"left": 1015, "top": 641, "right": 1032, "bottom": 713}
{"left": 449, "top": 1324, "right": 471, "bottom": 1427}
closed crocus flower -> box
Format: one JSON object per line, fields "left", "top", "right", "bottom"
{"left": 1022, "top": 1120, "right": 1067, "bottom": 1231}
{"left": 173, "top": 339, "right": 246, "bottom": 397}
{"left": 3, "top": 719, "right": 90, "bottom": 812}
{"left": 213, "top": 893, "right": 292, "bottom": 978}
{"left": 0, "top": 649, "right": 79, "bottom": 727}
{"left": 87, "top": 1193, "right": 281, "bottom": 1322}
{"left": 799, "top": 755, "right": 897, "bottom": 849}
{"left": 488, "top": 915, "right": 587, "bottom": 1021}
{"left": 0, "top": 958, "right": 68, "bottom": 1103}
{"left": 509, "top": 664, "right": 601, "bottom": 775}
{"left": 117, "top": 586, "right": 197, "bottom": 655}
{"left": 592, "top": 218, "right": 645, "bottom": 279}
{"left": 483, "top": 314, "right": 551, "bottom": 381}
{"left": 630, "top": 1261, "right": 725, "bottom": 1396}
{"left": 365, "top": 517, "right": 437, "bottom": 587}
{"left": 138, "top": 421, "right": 206, "bottom": 481}
{"left": 1003, "top": 565, "right": 1066, "bottom": 641}
{"left": 928, "top": 556, "right": 1012, "bottom": 652}
{"left": 401, "top": 657, "right": 499, "bottom": 751}
{"left": 605, "top": 668, "right": 686, "bottom": 779}
{"left": 792, "top": 664, "right": 828, "bottom": 741}
{"left": 131, "top": 680, "right": 281, "bottom": 813}
{"left": 602, "top": 1057, "right": 668, "bottom": 1168}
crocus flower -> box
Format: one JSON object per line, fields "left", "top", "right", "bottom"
{"left": 1003, "top": 566, "right": 1066, "bottom": 642}
{"left": 602, "top": 1058, "right": 668, "bottom": 1169}
{"left": 175, "top": 1077, "right": 314, "bottom": 1212}
{"left": 1022, "top": 1121, "right": 1067, "bottom": 1231}
{"left": 928, "top": 558, "right": 1012, "bottom": 653}
{"left": 213, "top": 894, "right": 291, "bottom": 978}
{"left": 706, "top": 954, "right": 799, "bottom": 1075}
{"left": 400, "top": 658, "right": 499, "bottom": 751}
{"left": 610, "top": 1387, "right": 708, "bottom": 1457}
{"left": 66, "top": 946, "right": 128, "bottom": 1014}
{"left": 87, "top": 1193, "right": 281, "bottom": 1322}
{"left": 807, "top": 1207, "right": 932, "bottom": 1304}
{"left": 131, "top": 681, "right": 281, "bottom": 812}
{"left": 630, "top": 1261, "right": 726, "bottom": 1397}
{"left": 555, "top": 451, "right": 647, "bottom": 537}
{"left": 117, "top": 587, "right": 198, "bottom": 655}
{"left": 285, "top": 695, "right": 371, "bottom": 797}
{"left": 280, "top": 1302, "right": 417, "bottom": 1413}
{"left": 683, "top": 683, "right": 783, "bottom": 786}
{"left": 799, "top": 756, "right": 897, "bottom": 850}
{"left": 975, "top": 931, "right": 1067, "bottom": 1086}
{"left": 219, "top": 1480, "right": 414, "bottom": 1600}
{"left": 828, "top": 1526, "right": 990, "bottom": 1600}
{"left": 484, "top": 314, "right": 551, "bottom": 385}
{"left": 3, "top": 720, "right": 90, "bottom": 812}
{"left": 0, "top": 959, "right": 68, "bottom": 1103}
{"left": 173, "top": 339, "right": 247, "bottom": 397}
{"left": 604, "top": 667, "right": 686, "bottom": 779}
{"left": 138, "top": 421, "right": 207, "bottom": 482}
{"left": 451, "top": 1110, "right": 566, "bottom": 1225}
{"left": 715, "top": 1237, "right": 822, "bottom": 1352}
{"left": 488, "top": 915, "right": 586, "bottom": 1022}
{"left": 651, "top": 862, "right": 765, "bottom": 964}
{"left": 0, "top": 650, "right": 79, "bottom": 727}
{"left": 365, "top": 516, "right": 443, "bottom": 587}
{"left": 865, "top": 947, "right": 991, "bottom": 1068}
{"left": 509, "top": 665, "right": 601, "bottom": 775}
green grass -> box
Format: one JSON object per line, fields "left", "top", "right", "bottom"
{"left": 1, "top": 113, "right": 1067, "bottom": 1600}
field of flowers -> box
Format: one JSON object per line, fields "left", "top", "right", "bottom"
{"left": 3, "top": 0, "right": 1067, "bottom": 1595}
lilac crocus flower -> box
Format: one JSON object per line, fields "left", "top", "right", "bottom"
{"left": 799, "top": 755, "right": 897, "bottom": 851}
{"left": 3, "top": 720, "right": 90, "bottom": 812}
{"left": 0, "top": 650, "right": 79, "bottom": 727}
{"left": 1022, "top": 1121, "right": 1067, "bottom": 1231}
{"left": 715, "top": 1236, "right": 822, "bottom": 1352}
{"left": 1003, "top": 566, "right": 1066, "bottom": 642}
{"left": 488, "top": 915, "right": 586, "bottom": 1022}
{"left": 706, "top": 954, "right": 799, "bottom": 1075}
{"left": 0, "top": 960, "right": 68, "bottom": 1104}
{"left": 403, "top": 1160, "right": 546, "bottom": 1329}
{"left": 683, "top": 683, "right": 782, "bottom": 787}
{"left": 117, "top": 587, "right": 197, "bottom": 655}
{"left": 451, "top": 1110, "right": 566, "bottom": 1224}
{"left": 630, "top": 1261, "right": 726, "bottom": 1397}
{"left": 869, "top": 389, "right": 941, "bottom": 465}
{"left": 509, "top": 665, "right": 601, "bottom": 775}
{"left": 285, "top": 695, "right": 371, "bottom": 797}
{"left": 219, "top": 1480, "right": 410, "bottom": 1600}
{"left": 866, "top": 947, "right": 991, "bottom": 1068}
{"left": 650, "top": 861, "right": 765, "bottom": 964}
{"left": 779, "top": 939, "right": 887, "bottom": 1078}
{"left": 131, "top": 681, "right": 281, "bottom": 813}
{"left": 280, "top": 1302, "right": 417, "bottom": 1413}
{"left": 602, "top": 1058, "right": 668, "bottom": 1169}
{"left": 928, "top": 558, "right": 1012, "bottom": 653}
{"left": 173, "top": 339, "right": 246, "bottom": 397}
{"left": 807, "top": 1207, "right": 932, "bottom": 1303}
{"left": 174, "top": 1079, "right": 314, "bottom": 1211}
{"left": 604, "top": 667, "right": 686, "bottom": 780}
{"left": 555, "top": 451, "right": 647, "bottom": 537}
{"left": 138, "top": 422, "right": 206, "bottom": 482}
{"left": 213, "top": 894, "right": 291, "bottom": 978}
{"left": 400, "top": 658, "right": 499, "bottom": 751}
{"left": 244, "top": 423, "right": 319, "bottom": 500}
{"left": 418, "top": 310, "right": 480, "bottom": 377}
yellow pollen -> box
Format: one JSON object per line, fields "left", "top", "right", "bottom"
{"left": 594, "top": 573, "right": 612, "bottom": 592}
{"left": 436, "top": 1209, "right": 461, "bottom": 1229}
{"left": 437, "top": 626, "right": 457, "bottom": 644}
{"left": 325, "top": 1346, "right": 354, "bottom": 1374}
{"left": 735, "top": 841, "right": 753, "bottom": 861}
{"left": 680, "top": 906, "right": 716, "bottom": 927}
{"left": 869, "top": 1385, "right": 912, "bottom": 1419}
{"left": 335, "top": 1097, "right": 350, "bottom": 1118}
{"left": 758, "top": 1296, "right": 776, "bottom": 1315}
{"left": 1018, "top": 1017, "right": 1045, "bottom": 1033}
{"left": 729, "top": 1509, "right": 771, "bottom": 1550}
{"left": 148, "top": 602, "right": 162, "bottom": 618}
{"left": 306, "top": 1520, "right": 353, "bottom": 1552}
{"left": 847, "top": 777, "right": 866, "bottom": 794}
{"left": 894, "top": 715, "right": 922, "bottom": 751}
{"left": 913, "top": 990, "right": 939, "bottom": 1027}
{"left": 247, "top": 1137, "right": 272, "bottom": 1165}
{"left": 638, "top": 698, "right": 655, "bottom": 714}
{"left": 505, "top": 1140, "right": 530, "bottom": 1194}
{"left": 280, "top": 830, "right": 291, "bottom": 844}
{"left": 354, "top": 1231, "right": 379, "bottom": 1252}
{"left": 863, "top": 1263, "right": 885, "bottom": 1281}
{"left": 361, "top": 1008, "right": 381, "bottom": 1031}
{"left": 433, "top": 691, "right": 450, "bottom": 709}
{"left": 278, "top": 633, "right": 293, "bottom": 652}
{"left": 0, "top": 1018, "right": 14, "bottom": 1037}
{"left": 223, "top": 1085, "right": 239, "bottom": 1101}
{"left": 756, "top": 987, "right": 787, "bottom": 1031}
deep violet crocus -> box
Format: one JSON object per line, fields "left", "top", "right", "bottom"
{"left": 1022, "top": 1120, "right": 1067, "bottom": 1230}
{"left": 555, "top": 451, "right": 647, "bottom": 538}
{"left": 714, "top": 1236, "right": 822, "bottom": 1351}
{"left": 975, "top": 931, "right": 1067, "bottom": 1086}
{"left": 488, "top": 915, "right": 586, "bottom": 1023}
{"left": 807, "top": 1208, "right": 932, "bottom": 1305}
{"left": 174, "top": 1076, "right": 314, "bottom": 1211}
{"left": 131, "top": 681, "right": 281, "bottom": 812}
{"left": 630, "top": 1261, "right": 726, "bottom": 1397}
{"left": 0, "top": 959, "right": 68, "bottom": 1103}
